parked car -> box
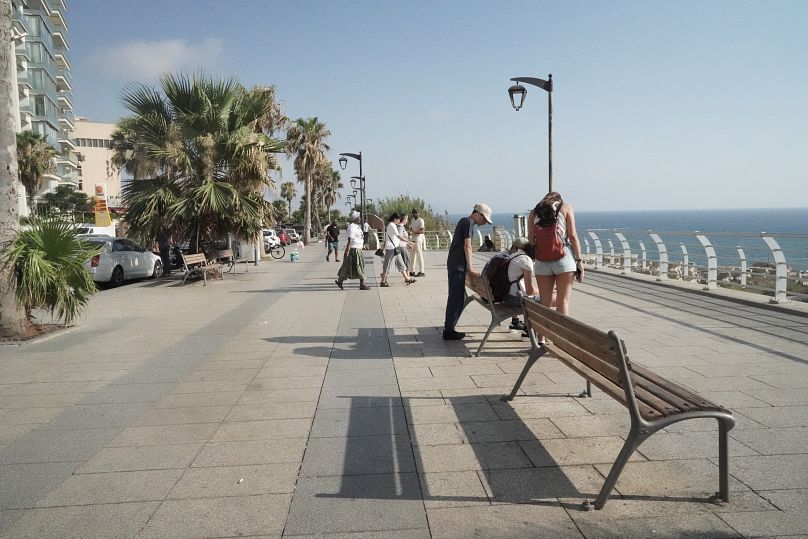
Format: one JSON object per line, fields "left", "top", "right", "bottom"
{"left": 79, "top": 235, "right": 162, "bottom": 287}
{"left": 283, "top": 227, "right": 300, "bottom": 243}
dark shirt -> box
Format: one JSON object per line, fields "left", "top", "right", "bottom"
{"left": 326, "top": 225, "right": 339, "bottom": 242}
{"left": 447, "top": 217, "right": 473, "bottom": 271}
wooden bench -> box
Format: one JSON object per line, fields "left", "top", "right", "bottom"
{"left": 180, "top": 253, "right": 222, "bottom": 287}
{"left": 217, "top": 248, "right": 249, "bottom": 274}
{"left": 460, "top": 271, "right": 523, "bottom": 356}
{"left": 505, "top": 297, "right": 735, "bottom": 510}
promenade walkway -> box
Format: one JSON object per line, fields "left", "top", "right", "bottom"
{"left": 0, "top": 247, "right": 806, "bottom": 538}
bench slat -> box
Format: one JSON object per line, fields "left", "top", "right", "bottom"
{"left": 524, "top": 300, "right": 615, "bottom": 356}
{"left": 544, "top": 342, "right": 663, "bottom": 420}
{"left": 632, "top": 364, "right": 727, "bottom": 412}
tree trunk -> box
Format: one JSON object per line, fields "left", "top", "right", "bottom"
{"left": 0, "top": 0, "right": 30, "bottom": 337}
{"left": 303, "top": 176, "right": 311, "bottom": 244}
{"left": 286, "top": 199, "right": 292, "bottom": 222}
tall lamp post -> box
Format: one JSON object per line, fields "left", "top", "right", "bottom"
{"left": 338, "top": 152, "right": 365, "bottom": 225}
{"left": 508, "top": 74, "right": 553, "bottom": 193}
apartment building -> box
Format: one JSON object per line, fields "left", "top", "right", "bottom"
{"left": 73, "top": 118, "right": 124, "bottom": 208}
{"left": 10, "top": 0, "right": 76, "bottom": 215}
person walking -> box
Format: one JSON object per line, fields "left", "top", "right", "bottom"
{"left": 528, "top": 191, "right": 584, "bottom": 317}
{"left": 325, "top": 220, "right": 340, "bottom": 262}
{"left": 380, "top": 213, "right": 416, "bottom": 287}
{"left": 443, "top": 203, "right": 492, "bottom": 340}
{"left": 335, "top": 211, "right": 370, "bottom": 290}
{"left": 410, "top": 208, "right": 425, "bottom": 277}
{"left": 396, "top": 214, "right": 413, "bottom": 274}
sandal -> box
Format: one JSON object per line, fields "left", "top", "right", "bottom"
{"left": 405, "top": 279, "right": 417, "bottom": 285}
{"left": 380, "top": 282, "right": 390, "bottom": 287}
{"left": 335, "top": 280, "right": 344, "bottom": 290}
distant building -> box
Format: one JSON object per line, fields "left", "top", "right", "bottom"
{"left": 10, "top": 0, "right": 77, "bottom": 216}
{"left": 73, "top": 118, "right": 124, "bottom": 208}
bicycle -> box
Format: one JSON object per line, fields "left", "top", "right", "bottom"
{"left": 269, "top": 244, "right": 285, "bottom": 259}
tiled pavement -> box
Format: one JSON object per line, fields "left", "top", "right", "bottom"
{"left": 1, "top": 246, "right": 807, "bottom": 538}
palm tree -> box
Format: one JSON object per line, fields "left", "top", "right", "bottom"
{"left": 112, "top": 73, "right": 285, "bottom": 255}
{"left": 280, "top": 181, "right": 296, "bottom": 222}
{"left": 286, "top": 117, "right": 330, "bottom": 244}
{"left": 16, "top": 131, "right": 57, "bottom": 213}
{"left": 0, "top": 0, "right": 30, "bottom": 337}
{"left": 321, "top": 167, "right": 343, "bottom": 223}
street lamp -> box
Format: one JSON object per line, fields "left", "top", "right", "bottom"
{"left": 508, "top": 74, "right": 553, "bottom": 193}
{"left": 338, "top": 152, "right": 366, "bottom": 225}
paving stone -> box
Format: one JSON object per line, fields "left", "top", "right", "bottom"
{"left": 183, "top": 367, "right": 260, "bottom": 381}
{"left": 76, "top": 443, "right": 203, "bottom": 473}
{"left": 0, "top": 424, "right": 35, "bottom": 445}
{"left": 167, "top": 463, "right": 299, "bottom": 498}
{"left": 107, "top": 423, "right": 217, "bottom": 447}
{"left": 133, "top": 405, "right": 231, "bottom": 426}
{"left": 493, "top": 400, "right": 590, "bottom": 420}
{"left": 419, "top": 471, "right": 491, "bottom": 508}
{"left": 459, "top": 418, "right": 565, "bottom": 443}
{"left": 409, "top": 423, "right": 468, "bottom": 446}
{"left": 0, "top": 462, "right": 77, "bottom": 509}
{"left": 426, "top": 503, "right": 581, "bottom": 539}
{"left": 322, "top": 368, "right": 397, "bottom": 388}
{"left": 573, "top": 512, "right": 740, "bottom": 538}
{"left": 245, "top": 375, "right": 324, "bottom": 389}
{"left": 237, "top": 387, "right": 321, "bottom": 404}
{"left": 725, "top": 454, "right": 808, "bottom": 490}
{"left": 153, "top": 390, "right": 243, "bottom": 408}
{"left": 309, "top": 406, "right": 407, "bottom": 438}
{"left": 300, "top": 434, "right": 415, "bottom": 477}
{"left": 743, "top": 388, "right": 808, "bottom": 406}
{"left": 414, "top": 442, "right": 532, "bottom": 473}
{"left": 283, "top": 529, "right": 431, "bottom": 538}
{"left": 549, "top": 414, "right": 631, "bottom": 437}
{"left": 0, "top": 428, "right": 118, "bottom": 464}
{"left": 0, "top": 501, "right": 159, "bottom": 538}
{"left": 736, "top": 405, "right": 808, "bottom": 427}
{"left": 212, "top": 418, "right": 312, "bottom": 441}
{"left": 519, "top": 436, "right": 645, "bottom": 468}
{"left": 317, "top": 385, "right": 401, "bottom": 409}
{"left": 0, "top": 407, "right": 65, "bottom": 425}
{"left": 192, "top": 438, "right": 307, "bottom": 467}
{"left": 226, "top": 401, "right": 318, "bottom": 421}
{"left": 405, "top": 403, "right": 499, "bottom": 424}
{"left": 37, "top": 403, "right": 152, "bottom": 430}
{"left": 636, "top": 430, "right": 760, "bottom": 460}
{"left": 481, "top": 465, "right": 605, "bottom": 504}
{"left": 140, "top": 493, "right": 291, "bottom": 538}
{"left": 283, "top": 474, "right": 427, "bottom": 536}
{"left": 171, "top": 380, "right": 252, "bottom": 393}
{"left": 36, "top": 469, "right": 183, "bottom": 506}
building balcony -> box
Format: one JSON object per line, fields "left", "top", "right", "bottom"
{"left": 57, "top": 152, "right": 78, "bottom": 170}
{"left": 52, "top": 31, "right": 69, "bottom": 51}
{"left": 54, "top": 52, "right": 71, "bottom": 71}
{"left": 57, "top": 90, "right": 73, "bottom": 111}
{"left": 56, "top": 72, "right": 72, "bottom": 92}
{"left": 58, "top": 135, "right": 75, "bottom": 151}
{"left": 48, "top": 7, "right": 67, "bottom": 31}
{"left": 59, "top": 111, "right": 75, "bottom": 130}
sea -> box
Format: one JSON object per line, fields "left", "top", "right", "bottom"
{"left": 448, "top": 208, "right": 808, "bottom": 271}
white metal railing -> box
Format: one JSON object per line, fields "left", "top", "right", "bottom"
{"left": 584, "top": 229, "right": 808, "bottom": 304}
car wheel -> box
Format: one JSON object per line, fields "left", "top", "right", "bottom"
{"left": 110, "top": 266, "right": 125, "bottom": 287}
{"left": 150, "top": 260, "right": 163, "bottom": 279}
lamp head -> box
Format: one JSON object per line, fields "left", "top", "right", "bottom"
{"left": 350, "top": 178, "right": 357, "bottom": 188}
{"left": 508, "top": 83, "right": 527, "bottom": 111}
{"left": 338, "top": 156, "right": 348, "bottom": 170}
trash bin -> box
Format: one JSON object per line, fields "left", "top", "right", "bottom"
{"left": 290, "top": 251, "right": 299, "bottom": 262}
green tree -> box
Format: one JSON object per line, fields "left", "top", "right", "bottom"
{"left": 286, "top": 117, "right": 331, "bottom": 243}
{"left": 280, "top": 181, "right": 296, "bottom": 222}
{"left": 16, "top": 131, "right": 57, "bottom": 212}
{"left": 3, "top": 219, "right": 99, "bottom": 325}
{"left": 40, "top": 185, "right": 91, "bottom": 221}
{"left": 377, "top": 195, "right": 449, "bottom": 230}
{"left": 112, "top": 73, "right": 286, "bottom": 254}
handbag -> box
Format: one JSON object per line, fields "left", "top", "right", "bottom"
{"left": 375, "top": 248, "right": 384, "bottom": 257}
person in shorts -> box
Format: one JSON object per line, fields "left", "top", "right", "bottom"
{"left": 325, "top": 220, "right": 340, "bottom": 262}
{"left": 529, "top": 192, "right": 584, "bottom": 317}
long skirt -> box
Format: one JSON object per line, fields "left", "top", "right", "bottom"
{"left": 337, "top": 248, "right": 365, "bottom": 281}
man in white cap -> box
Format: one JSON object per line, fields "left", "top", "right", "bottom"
{"left": 443, "top": 203, "right": 493, "bottom": 340}
{"left": 335, "top": 211, "right": 370, "bottom": 290}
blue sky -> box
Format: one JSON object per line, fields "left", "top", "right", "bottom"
{"left": 68, "top": 0, "right": 808, "bottom": 213}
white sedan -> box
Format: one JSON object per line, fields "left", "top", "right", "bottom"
{"left": 79, "top": 235, "right": 162, "bottom": 287}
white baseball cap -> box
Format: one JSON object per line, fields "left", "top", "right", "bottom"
{"left": 349, "top": 210, "right": 361, "bottom": 221}
{"left": 473, "top": 203, "right": 493, "bottom": 224}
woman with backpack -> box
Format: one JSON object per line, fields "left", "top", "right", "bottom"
{"left": 528, "top": 192, "right": 584, "bottom": 316}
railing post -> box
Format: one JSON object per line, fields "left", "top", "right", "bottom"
{"left": 648, "top": 232, "right": 668, "bottom": 281}
{"left": 761, "top": 233, "right": 789, "bottom": 303}
{"left": 476, "top": 229, "right": 482, "bottom": 248}
{"left": 736, "top": 247, "right": 747, "bottom": 288}
{"left": 695, "top": 233, "right": 718, "bottom": 290}
{"left": 583, "top": 237, "right": 591, "bottom": 265}
{"left": 638, "top": 240, "right": 647, "bottom": 270}
{"left": 680, "top": 244, "right": 689, "bottom": 280}
{"left": 587, "top": 231, "right": 603, "bottom": 268}
{"left": 614, "top": 232, "right": 632, "bottom": 274}
{"left": 607, "top": 239, "right": 615, "bottom": 268}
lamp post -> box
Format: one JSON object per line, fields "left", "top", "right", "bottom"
{"left": 508, "top": 74, "right": 553, "bottom": 193}
{"left": 338, "top": 152, "right": 366, "bottom": 225}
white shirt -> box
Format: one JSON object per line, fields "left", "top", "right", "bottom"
{"left": 397, "top": 224, "right": 409, "bottom": 240}
{"left": 385, "top": 222, "right": 401, "bottom": 249}
{"left": 411, "top": 217, "right": 425, "bottom": 234}
{"left": 507, "top": 249, "right": 534, "bottom": 297}
{"left": 347, "top": 223, "right": 364, "bottom": 249}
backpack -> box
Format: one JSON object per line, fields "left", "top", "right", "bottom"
{"left": 533, "top": 202, "right": 566, "bottom": 261}
{"left": 483, "top": 252, "right": 523, "bottom": 302}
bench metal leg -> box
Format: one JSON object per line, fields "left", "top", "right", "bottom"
{"left": 579, "top": 380, "right": 592, "bottom": 398}
{"left": 593, "top": 425, "right": 651, "bottom": 510}
{"left": 718, "top": 418, "right": 732, "bottom": 502}
{"left": 503, "top": 346, "right": 544, "bottom": 401}
{"left": 475, "top": 319, "right": 498, "bottom": 357}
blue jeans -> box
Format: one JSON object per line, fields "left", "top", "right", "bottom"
{"left": 444, "top": 270, "right": 466, "bottom": 332}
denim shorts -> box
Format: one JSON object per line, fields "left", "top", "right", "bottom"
{"left": 534, "top": 245, "right": 576, "bottom": 276}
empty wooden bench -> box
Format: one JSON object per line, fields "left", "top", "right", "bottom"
{"left": 180, "top": 253, "right": 222, "bottom": 287}
{"left": 460, "top": 271, "right": 523, "bottom": 356}
{"left": 217, "top": 248, "right": 249, "bottom": 274}
{"left": 505, "top": 297, "right": 735, "bottom": 510}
